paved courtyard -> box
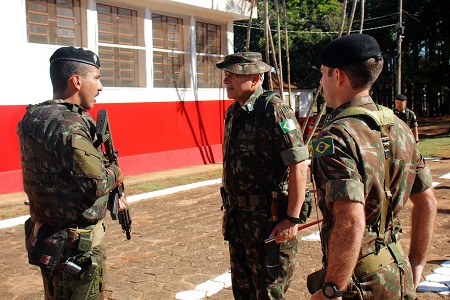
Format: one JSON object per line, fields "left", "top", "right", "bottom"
{"left": 0, "top": 159, "right": 449, "bottom": 299}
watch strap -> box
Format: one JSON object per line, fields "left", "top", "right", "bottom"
{"left": 285, "top": 215, "right": 301, "bottom": 224}
{"left": 322, "top": 282, "right": 344, "bottom": 298}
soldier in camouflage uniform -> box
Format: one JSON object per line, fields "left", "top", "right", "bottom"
{"left": 309, "top": 34, "right": 437, "bottom": 299}
{"left": 18, "top": 46, "right": 126, "bottom": 300}
{"left": 393, "top": 94, "right": 420, "bottom": 145}
{"left": 216, "top": 52, "right": 310, "bottom": 299}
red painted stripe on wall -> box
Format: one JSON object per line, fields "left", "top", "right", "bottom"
{"left": 0, "top": 100, "right": 231, "bottom": 194}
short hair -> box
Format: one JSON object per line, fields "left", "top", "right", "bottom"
{"left": 50, "top": 60, "right": 91, "bottom": 94}
{"left": 260, "top": 73, "right": 265, "bottom": 83}
{"left": 335, "top": 57, "right": 384, "bottom": 90}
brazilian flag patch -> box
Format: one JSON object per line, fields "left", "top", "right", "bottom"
{"left": 279, "top": 119, "right": 297, "bottom": 133}
{"left": 312, "top": 137, "right": 335, "bottom": 158}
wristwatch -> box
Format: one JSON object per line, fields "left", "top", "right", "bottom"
{"left": 285, "top": 215, "right": 301, "bottom": 224}
{"left": 322, "top": 282, "right": 344, "bottom": 299}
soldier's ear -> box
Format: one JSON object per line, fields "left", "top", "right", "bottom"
{"left": 252, "top": 74, "right": 260, "bottom": 84}
{"left": 69, "top": 74, "right": 82, "bottom": 91}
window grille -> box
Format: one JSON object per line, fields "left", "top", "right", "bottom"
{"left": 26, "top": 0, "right": 81, "bottom": 46}
{"left": 97, "top": 3, "right": 144, "bottom": 87}
{"left": 196, "top": 21, "right": 222, "bottom": 88}
{"left": 152, "top": 14, "right": 186, "bottom": 88}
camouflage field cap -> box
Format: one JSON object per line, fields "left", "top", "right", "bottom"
{"left": 216, "top": 52, "right": 271, "bottom": 74}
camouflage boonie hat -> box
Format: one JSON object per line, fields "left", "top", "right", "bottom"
{"left": 216, "top": 52, "right": 271, "bottom": 74}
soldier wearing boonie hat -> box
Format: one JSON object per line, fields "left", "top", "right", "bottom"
{"left": 309, "top": 34, "right": 436, "bottom": 299}
{"left": 18, "top": 46, "right": 126, "bottom": 299}
{"left": 217, "top": 51, "right": 310, "bottom": 299}
{"left": 216, "top": 52, "right": 271, "bottom": 75}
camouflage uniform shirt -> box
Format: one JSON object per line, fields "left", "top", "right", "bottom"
{"left": 17, "top": 100, "right": 120, "bottom": 227}
{"left": 394, "top": 106, "right": 418, "bottom": 129}
{"left": 312, "top": 96, "right": 432, "bottom": 298}
{"left": 222, "top": 86, "right": 308, "bottom": 299}
{"left": 223, "top": 86, "right": 308, "bottom": 196}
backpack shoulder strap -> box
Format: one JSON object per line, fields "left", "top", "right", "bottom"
{"left": 327, "top": 105, "right": 395, "bottom": 245}
{"left": 332, "top": 105, "right": 394, "bottom": 134}
{"left": 254, "top": 90, "right": 280, "bottom": 198}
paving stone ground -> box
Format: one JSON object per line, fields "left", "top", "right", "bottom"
{"left": 0, "top": 159, "right": 449, "bottom": 299}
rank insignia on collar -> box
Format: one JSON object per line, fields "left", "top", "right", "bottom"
{"left": 312, "top": 137, "right": 335, "bottom": 158}
{"left": 279, "top": 119, "right": 297, "bottom": 133}
{"left": 324, "top": 114, "right": 333, "bottom": 126}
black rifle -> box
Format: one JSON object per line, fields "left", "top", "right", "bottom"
{"left": 96, "top": 109, "right": 132, "bottom": 240}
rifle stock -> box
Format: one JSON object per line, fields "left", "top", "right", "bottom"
{"left": 96, "top": 109, "right": 132, "bottom": 240}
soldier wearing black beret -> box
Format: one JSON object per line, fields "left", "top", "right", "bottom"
{"left": 394, "top": 93, "right": 420, "bottom": 143}
{"left": 308, "top": 34, "right": 437, "bottom": 300}
{"left": 18, "top": 46, "right": 127, "bottom": 299}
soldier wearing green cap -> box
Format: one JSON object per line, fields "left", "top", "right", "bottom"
{"left": 18, "top": 46, "right": 127, "bottom": 299}
{"left": 308, "top": 34, "right": 437, "bottom": 299}
{"left": 217, "top": 52, "right": 310, "bottom": 299}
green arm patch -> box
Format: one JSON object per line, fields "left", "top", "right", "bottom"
{"left": 279, "top": 118, "right": 297, "bottom": 133}
{"left": 312, "top": 137, "right": 335, "bottom": 158}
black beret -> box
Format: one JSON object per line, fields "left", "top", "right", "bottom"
{"left": 395, "top": 94, "right": 407, "bottom": 101}
{"left": 320, "top": 34, "right": 382, "bottom": 68}
{"left": 50, "top": 46, "right": 100, "bottom": 68}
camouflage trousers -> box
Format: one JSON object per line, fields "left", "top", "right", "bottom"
{"left": 224, "top": 207, "right": 298, "bottom": 300}
{"left": 41, "top": 246, "right": 106, "bottom": 300}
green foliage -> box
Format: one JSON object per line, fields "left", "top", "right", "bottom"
{"left": 234, "top": 0, "right": 449, "bottom": 116}
{"left": 234, "top": 0, "right": 342, "bottom": 88}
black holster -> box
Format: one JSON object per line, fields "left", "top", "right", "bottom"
{"left": 25, "top": 218, "right": 68, "bottom": 274}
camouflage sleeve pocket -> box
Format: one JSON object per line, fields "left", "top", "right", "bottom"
{"left": 72, "top": 136, "right": 103, "bottom": 179}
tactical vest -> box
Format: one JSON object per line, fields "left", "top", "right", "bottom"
{"left": 18, "top": 102, "right": 108, "bottom": 227}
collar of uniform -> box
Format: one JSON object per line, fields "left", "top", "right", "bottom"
{"left": 330, "top": 96, "right": 374, "bottom": 120}
{"left": 240, "top": 85, "right": 264, "bottom": 113}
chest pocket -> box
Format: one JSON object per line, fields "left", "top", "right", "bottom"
{"left": 72, "top": 136, "right": 104, "bottom": 179}
{"left": 237, "top": 124, "right": 256, "bottom": 152}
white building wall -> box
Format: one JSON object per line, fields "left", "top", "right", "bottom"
{"left": 0, "top": 0, "right": 253, "bottom": 106}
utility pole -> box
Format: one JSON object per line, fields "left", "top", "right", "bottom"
{"left": 396, "top": 0, "right": 403, "bottom": 94}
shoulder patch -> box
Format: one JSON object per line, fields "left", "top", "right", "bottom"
{"left": 279, "top": 118, "right": 297, "bottom": 133}
{"left": 312, "top": 137, "right": 335, "bottom": 158}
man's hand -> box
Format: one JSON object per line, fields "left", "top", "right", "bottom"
{"left": 118, "top": 193, "right": 128, "bottom": 212}
{"left": 114, "top": 167, "right": 124, "bottom": 188}
{"left": 269, "top": 218, "right": 298, "bottom": 243}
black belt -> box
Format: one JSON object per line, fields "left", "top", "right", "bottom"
{"left": 226, "top": 194, "right": 270, "bottom": 208}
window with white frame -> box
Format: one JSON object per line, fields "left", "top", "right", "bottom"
{"left": 97, "top": 3, "right": 146, "bottom": 87}
{"left": 196, "top": 21, "right": 223, "bottom": 88}
{"left": 26, "top": 0, "right": 82, "bottom": 46}
{"left": 152, "top": 13, "right": 188, "bottom": 88}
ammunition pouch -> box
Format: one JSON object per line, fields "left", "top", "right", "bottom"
{"left": 67, "top": 221, "right": 106, "bottom": 252}
{"left": 307, "top": 242, "right": 406, "bottom": 296}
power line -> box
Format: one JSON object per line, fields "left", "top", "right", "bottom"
{"left": 233, "top": 22, "right": 396, "bottom": 35}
